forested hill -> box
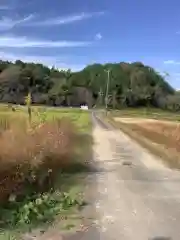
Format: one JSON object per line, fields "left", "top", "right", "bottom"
{"left": 0, "top": 59, "right": 179, "bottom": 111}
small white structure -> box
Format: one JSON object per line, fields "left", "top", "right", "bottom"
{"left": 80, "top": 105, "right": 88, "bottom": 110}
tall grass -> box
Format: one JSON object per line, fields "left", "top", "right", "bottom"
{"left": 0, "top": 115, "right": 10, "bottom": 133}
{"left": 0, "top": 109, "right": 92, "bottom": 232}
{"left": 0, "top": 116, "right": 81, "bottom": 204}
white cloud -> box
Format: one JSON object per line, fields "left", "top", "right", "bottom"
{"left": 0, "top": 35, "right": 91, "bottom": 48}
{"left": 0, "top": 14, "right": 34, "bottom": 30}
{"left": 0, "top": 5, "right": 10, "bottom": 10}
{"left": 95, "top": 33, "right": 102, "bottom": 40}
{"left": 164, "top": 60, "right": 180, "bottom": 65}
{"left": 0, "top": 51, "right": 85, "bottom": 71}
{"left": 28, "top": 11, "right": 104, "bottom": 26}
{"left": 0, "top": 11, "right": 104, "bottom": 30}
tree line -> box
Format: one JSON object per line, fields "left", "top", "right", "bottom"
{"left": 0, "top": 59, "right": 179, "bottom": 111}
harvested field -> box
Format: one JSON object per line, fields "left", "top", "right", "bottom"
{"left": 113, "top": 117, "right": 180, "bottom": 125}
{"left": 114, "top": 116, "right": 180, "bottom": 151}
{"left": 106, "top": 110, "right": 180, "bottom": 169}
{"left": 111, "top": 108, "right": 180, "bottom": 122}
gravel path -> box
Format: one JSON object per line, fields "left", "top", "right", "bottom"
{"left": 91, "top": 112, "right": 180, "bottom": 240}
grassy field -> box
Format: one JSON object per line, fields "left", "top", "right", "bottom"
{"left": 0, "top": 104, "right": 91, "bottom": 132}
{"left": 106, "top": 108, "right": 180, "bottom": 169}
{"left": 0, "top": 104, "right": 92, "bottom": 239}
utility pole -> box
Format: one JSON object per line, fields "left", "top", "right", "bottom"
{"left": 104, "top": 69, "right": 110, "bottom": 116}
{"left": 98, "top": 87, "right": 104, "bottom": 106}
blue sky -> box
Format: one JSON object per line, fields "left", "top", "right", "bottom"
{"left": 0, "top": 0, "right": 180, "bottom": 88}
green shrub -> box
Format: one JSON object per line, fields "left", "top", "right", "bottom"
{"left": 0, "top": 190, "right": 84, "bottom": 226}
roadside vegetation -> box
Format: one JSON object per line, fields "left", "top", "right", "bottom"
{"left": 106, "top": 108, "right": 180, "bottom": 169}
{"left": 0, "top": 102, "right": 91, "bottom": 239}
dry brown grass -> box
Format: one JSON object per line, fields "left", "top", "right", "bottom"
{"left": 124, "top": 121, "right": 180, "bottom": 152}
{"left": 105, "top": 113, "right": 180, "bottom": 169}
{"left": 0, "top": 116, "right": 79, "bottom": 204}
{"left": 113, "top": 116, "right": 180, "bottom": 152}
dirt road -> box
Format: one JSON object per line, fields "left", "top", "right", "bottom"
{"left": 91, "top": 112, "right": 180, "bottom": 240}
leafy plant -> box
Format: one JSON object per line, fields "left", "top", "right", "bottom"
{"left": 0, "top": 191, "right": 83, "bottom": 227}
{"left": 35, "top": 109, "right": 47, "bottom": 124}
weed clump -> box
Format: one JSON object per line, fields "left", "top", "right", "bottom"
{"left": 0, "top": 190, "right": 84, "bottom": 226}
{"left": 0, "top": 104, "right": 91, "bottom": 231}
{"left": 0, "top": 111, "right": 87, "bottom": 228}
{"left": 0, "top": 117, "right": 77, "bottom": 201}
